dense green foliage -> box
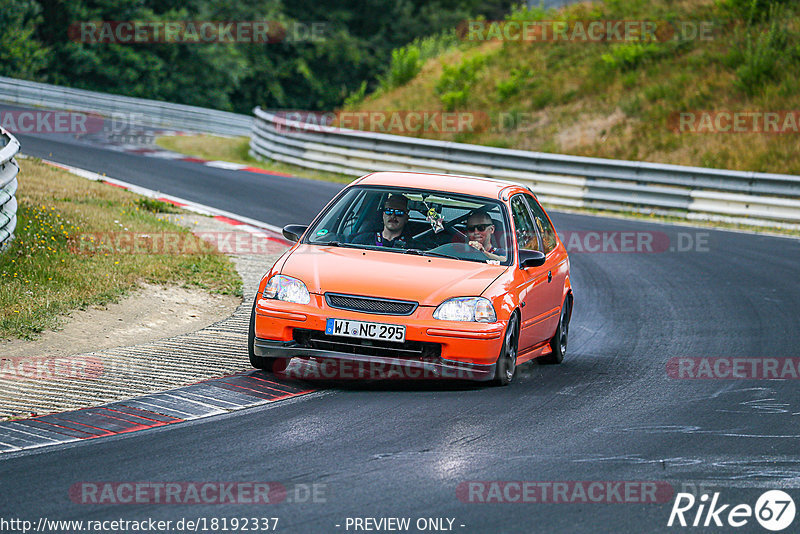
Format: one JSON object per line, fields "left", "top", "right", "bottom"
{"left": 435, "top": 54, "right": 486, "bottom": 111}
{"left": 0, "top": 0, "right": 512, "bottom": 113}
{"left": 0, "top": 0, "right": 48, "bottom": 78}
{"left": 376, "top": 29, "right": 462, "bottom": 93}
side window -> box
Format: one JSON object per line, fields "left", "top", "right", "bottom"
{"left": 523, "top": 195, "right": 557, "bottom": 254}
{"left": 510, "top": 196, "right": 539, "bottom": 251}
{"left": 487, "top": 208, "right": 511, "bottom": 253}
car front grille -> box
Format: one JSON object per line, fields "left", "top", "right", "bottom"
{"left": 293, "top": 329, "right": 440, "bottom": 360}
{"left": 325, "top": 293, "right": 418, "bottom": 316}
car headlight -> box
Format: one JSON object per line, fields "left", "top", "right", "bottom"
{"left": 433, "top": 297, "right": 496, "bottom": 323}
{"left": 262, "top": 275, "right": 311, "bottom": 304}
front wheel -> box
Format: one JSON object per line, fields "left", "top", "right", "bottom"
{"left": 492, "top": 314, "right": 519, "bottom": 386}
{"left": 541, "top": 296, "right": 570, "bottom": 365}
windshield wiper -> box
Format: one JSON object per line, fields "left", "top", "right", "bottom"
{"left": 404, "top": 248, "right": 459, "bottom": 260}
{"left": 315, "top": 240, "right": 358, "bottom": 248}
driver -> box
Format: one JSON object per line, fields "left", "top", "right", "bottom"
{"left": 466, "top": 210, "right": 507, "bottom": 262}
{"left": 353, "top": 194, "right": 415, "bottom": 248}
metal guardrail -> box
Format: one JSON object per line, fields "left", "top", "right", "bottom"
{"left": 0, "top": 76, "right": 251, "bottom": 136}
{"left": 250, "top": 107, "right": 800, "bottom": 229}
{"left": 0, "top": 127, "right": 20, "bottom": 252}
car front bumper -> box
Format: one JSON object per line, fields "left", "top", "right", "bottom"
{"left": 256, "top": 293, "right": 505, "bottom": 357}
{"left": 254, "top": 337, "right": 497, "bottom": 381}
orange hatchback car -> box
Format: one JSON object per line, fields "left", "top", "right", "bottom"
{"left": 249, "top": 172, "right": 572, "bottom": 385}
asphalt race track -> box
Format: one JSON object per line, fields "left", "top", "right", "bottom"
{"left": 2, "top": 104, "right": 800, "bottom": 533}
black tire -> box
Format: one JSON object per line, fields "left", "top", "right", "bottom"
{"left": 492, "top": 313, "right": 519, "bottom": 386}
{"left": 541, "top": 296, "right": 570, "bottom": 365}
{"left": 248, "top": 298, "right": 265, "bottom": 369}
{"left": 248, "top": 298, "right": 289, "bottom": 373}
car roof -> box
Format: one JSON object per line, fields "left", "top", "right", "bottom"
{"left": 352, "top": 171, "right": 528, "bottom": 199}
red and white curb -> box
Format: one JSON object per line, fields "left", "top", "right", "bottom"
{"left": 0, "top": 372, "right": 317, "bottom": 453}
{"left": 118, "top": 144, "right": 294, "bottom": 178}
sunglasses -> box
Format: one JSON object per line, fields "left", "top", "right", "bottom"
{"left": 467, "top": 223, "right": 492, "bottom": 232}
{"left": 383, "top": 208, "right": 407, "bottom": 216}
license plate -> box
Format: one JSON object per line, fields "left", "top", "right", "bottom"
{"left": 326, "top": 318, "right": 406, "bottom": 343}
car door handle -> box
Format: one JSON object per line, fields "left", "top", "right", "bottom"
{"left": 547, "top": 270, "right": 552, "bottom": 283}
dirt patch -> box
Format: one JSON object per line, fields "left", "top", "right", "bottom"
{"left": 556, "top": 108, "right": 628, "bottom": 151}
{"left": 1, "top": 283, "right": 239, "bottom": 359}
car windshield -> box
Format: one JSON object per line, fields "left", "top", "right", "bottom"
{"left": 304, "top": 186, "right": 513, "bottom": 265}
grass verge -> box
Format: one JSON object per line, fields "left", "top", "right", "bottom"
{"left": 0, "top": 158, "right": 242, "bottom": 340}
{"left": 155, "top": 135, "right": 355, "bottom": 184}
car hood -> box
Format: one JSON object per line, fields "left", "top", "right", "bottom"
{"left": 281, "top": 245, "right": 508, "bottom": 306}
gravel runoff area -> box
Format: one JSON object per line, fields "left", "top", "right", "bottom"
{"left": 0, "top": 214, "right": 287, "bottom": 420}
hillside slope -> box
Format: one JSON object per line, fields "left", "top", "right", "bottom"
{"left": 347, "top": 0, "right": 800, "bottom": 175}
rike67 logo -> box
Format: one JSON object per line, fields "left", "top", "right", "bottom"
{"left": 668, "top": 490, "right": 796, "bottom": 531}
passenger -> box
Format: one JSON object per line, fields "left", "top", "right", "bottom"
{"left": 466, "top": 210, "right": 507, "bottom": 262}
{"left": 352, "top": 194, "right": 415, "bottom": 248}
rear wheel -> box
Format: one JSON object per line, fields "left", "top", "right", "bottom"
{"left": 541, "top": 296, "right": 570, "bottom": 365}
{"left": 248, "top": 299, "right": 289, "bottom": 373}
{"left": 492, "top": 313, "right": 519, "bottom": 386}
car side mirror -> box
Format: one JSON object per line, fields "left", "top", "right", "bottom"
{"left": 519, "top": 249, "right": 546, "bottom": 268}
{"left": 282, "top": 224, "right": 308, "bottom": 242}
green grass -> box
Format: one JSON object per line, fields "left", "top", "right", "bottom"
{"left": 134, "top": 197, "right": 182, "bottom": 214}
{"left": 0, "top": 158, "right": 242, "bottom": 340}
